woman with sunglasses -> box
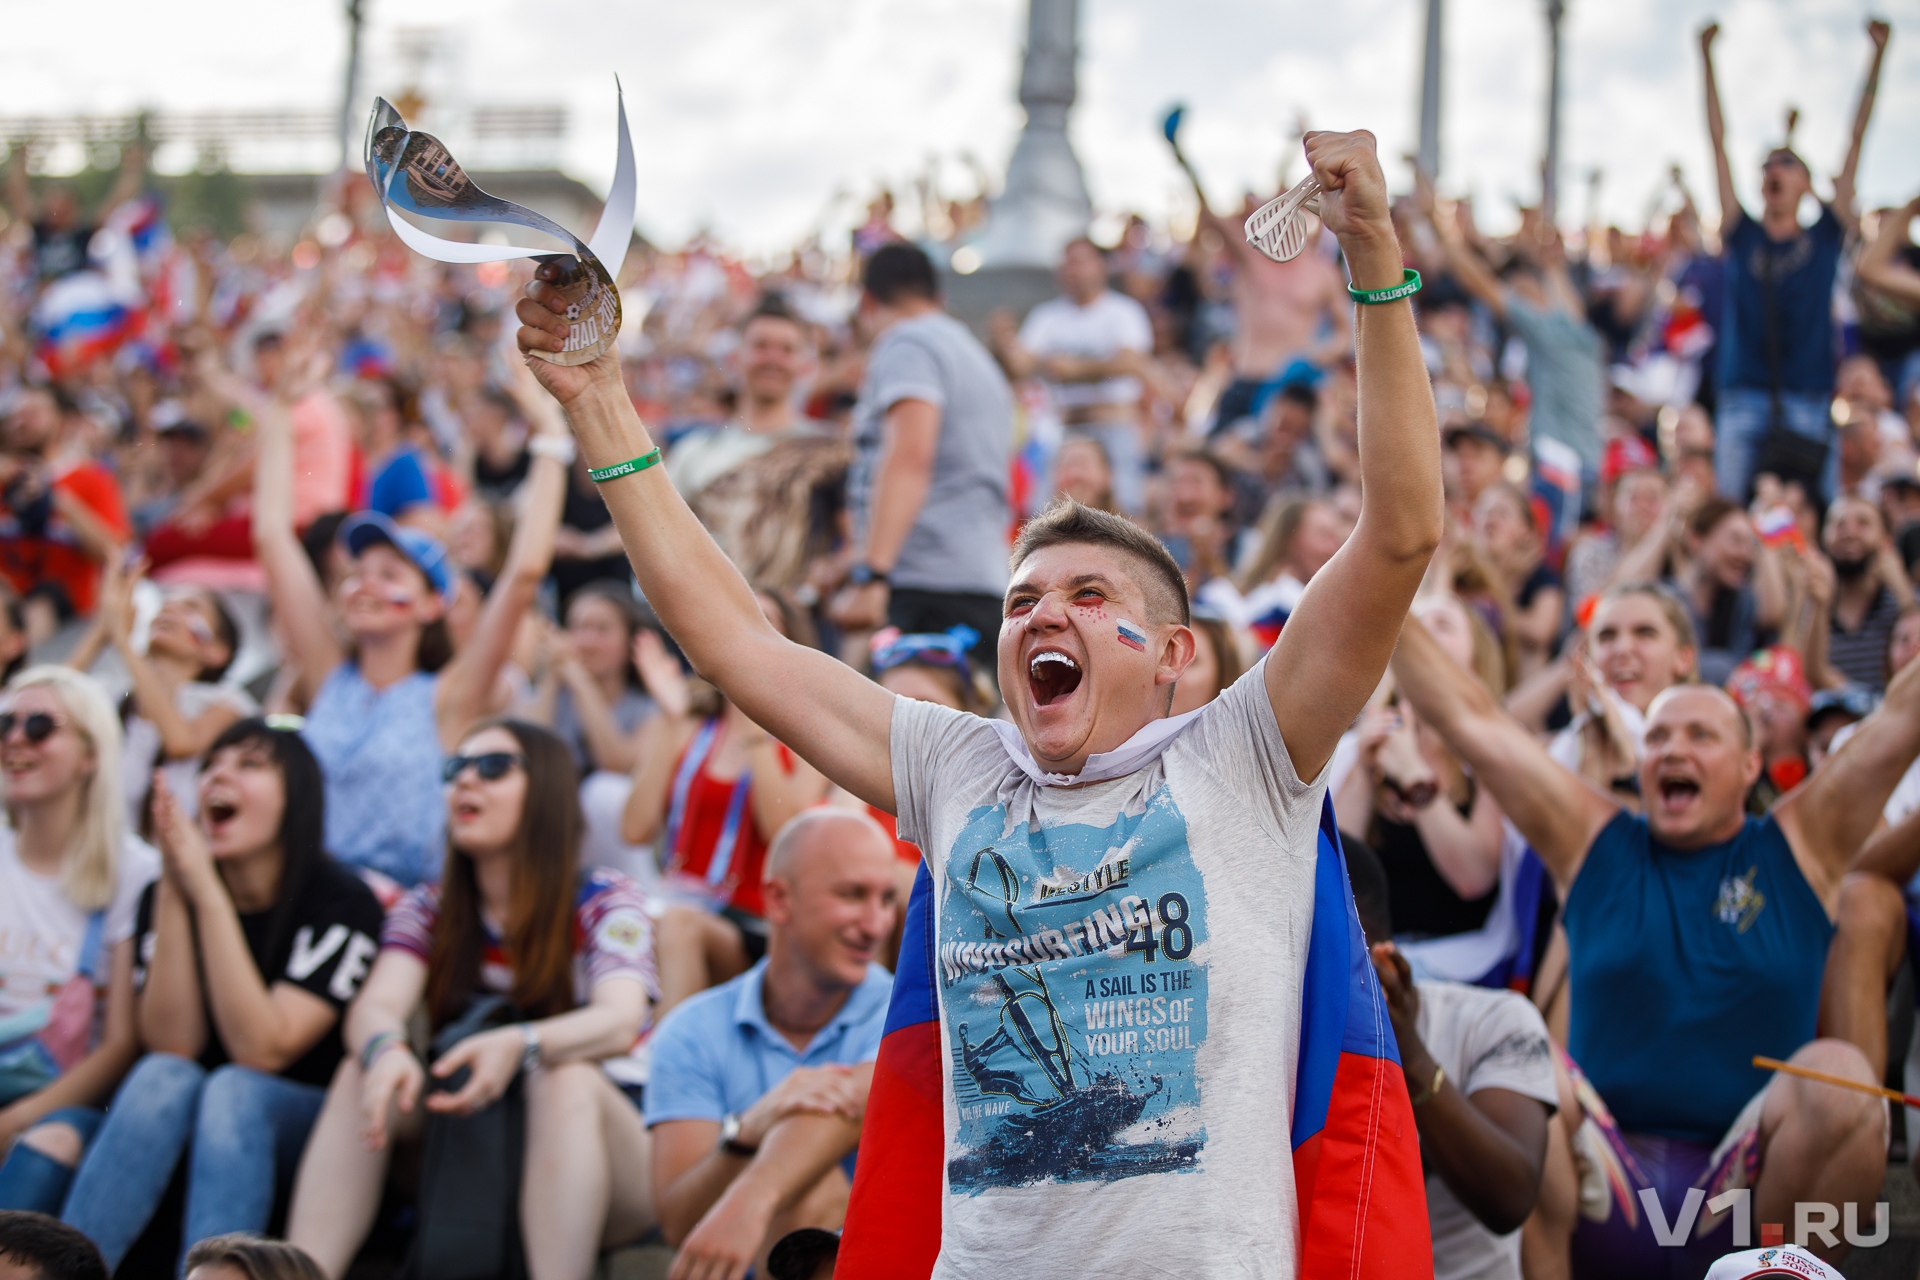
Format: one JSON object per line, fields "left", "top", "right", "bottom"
{"left": 250, "top": 350, "right": 568, "bottom": 890}
{"left": 287, "top": 720, "right": 658, "bottom": 1280}
{"left": 0, "top": 669, "right": 156, "bottom": 1214}
{"left": 51, "top": 720, "right": 381, "bottom": 1270}
{"left": 621, "top": 592, "right": 827, "bottom": 1015}
{"left": 69, "top": 557, "right": 254, "bottom": 831}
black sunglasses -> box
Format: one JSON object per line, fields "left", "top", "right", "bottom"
{"left": 0, "top": 711, "right": 63, "bottom": 744}
{"left": 442, "top": 751, "right": 525, "bottom": 783}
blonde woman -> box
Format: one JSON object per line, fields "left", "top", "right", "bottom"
{"left": 0, "top": 667, "right": 158, "bottom": 1212}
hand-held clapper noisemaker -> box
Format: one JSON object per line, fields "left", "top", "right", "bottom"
{"left": 363, "top": 87, "right": 637, "bottom": 365}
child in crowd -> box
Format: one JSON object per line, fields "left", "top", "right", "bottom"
{"left": 0, "top": 670, "right": 156, "bottom": 1215}
{"left": 55, "top": 721, "right": 381, "bottom": 1270}
{"left": 287, "top": 720, "right": 657, "bottom": 1280}
{"left": 622, "top": 595, "right": 827, "bottom": 1015}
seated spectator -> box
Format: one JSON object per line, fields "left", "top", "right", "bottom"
{"left": 526, "top": 582, "right": 654, "bottom": 778}
{"left": 462, "top": 388, "right": 533, "bottom": 501}
{"left": 286, "top": 720, "right": 657, "bottom": 1280}
{"left": 1473, "top": 482, "right": 1563, "bottom": 682}
{"left": 53, "top": 723, "right": 381, "bottom": 1270}
{"left": 68, "top": 558, "right": 253, "bottom": 827}
{"left": 1441, "top": 423, "right": 1511, "bottom": 526}
{"left": 0, "top": 670, "right": 156, "bottom": 1214}
{"left": 183, "top": 1234, "right": 325, "bottom": 1280}
{"left": 1807, "top": 686, "right": 1874, "bottom": 771}
{"left": 1157, "top": 449, "right": 1239, "bottom": 594}
{"left": 345, "top": 380, "right": 460, "bottom": 526}
{"left": 250, "top": 348, "right": 566, "bottom": 889}
{"left": 1823, "top": 495, "right": 1912, "bottom": 692}
{"left": 1169, "top": 611, "right": 1247, "bottom": 717}
{"left": 0, "top": 387, "right": 130, "bottom": 634}
{"left": 646, "top": 809, "right": 896, "bottom": 1279}
{"left": 1045, "top": 433, "right": 1117, "bottom": 515}
{"left": 1668, "top": 496, "right": 1787, "bottom": 686}
{"left": 1335, "top": 595, "right": 1506, "bottom": 940}
{"left": 0, "top": 1212, "right": 105, "bottom": 1280}
{"left": 1562, "top": 439, "right": 1665, "bottom": 605}
{"left": 126, "top": 407, "right": 215, "bottom": 541}
{"left": 1201, "top": 495, "right": 1345, "bottom": 651}
{"left": 1391, "top": 610, "right": 1918, "bottom": 1270}
{"left": 1727, "top": 647, "right": 1815, "bottom": 811}
{"left": 1347, "top": 838, "right": 1556, "bottom": 1280}
{"left": 623, "top": 597, "right": 829, "bottom": 1015}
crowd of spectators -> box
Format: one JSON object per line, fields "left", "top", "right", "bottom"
{"left": 0, "top": 14, "right": 1913, "bottom": 1280}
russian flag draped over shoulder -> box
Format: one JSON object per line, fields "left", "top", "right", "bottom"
{"left": 836, "top": 796, "right": 1430, "bottom": 1278}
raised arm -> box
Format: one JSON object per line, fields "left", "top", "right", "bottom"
{"left": 244, "top": 355, "right": 346, "bottom": 692}
{"left": 1418, "top": 172, "right": 1508, "bottom": 318}
{"left": 1857, "top": 196, "right": 1920, "bottom": 308}
{"left": 1700, "top": 23, "right": 1743, "bottom": 235}
{"left": 1390, "top": 614, "right": 1619, "bottom": 892}
{"left": 516, "top": 283, "right": 898, "bottom": 810}
{"left": 1776, "top": 640, "right": 1920, "bottom": 904}
{"left": 435, "top": 365, "right": 567, "bottom": 747}
{"left": 1832, "top": 19, "right": 1892, "bottom": 236}
{"left": 1265, "top": 131, "right": 1444, "bottom": 780}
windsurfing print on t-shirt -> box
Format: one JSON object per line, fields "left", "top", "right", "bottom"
{"left": 936, "top": 786, "right": 1209, "bottom": 1193}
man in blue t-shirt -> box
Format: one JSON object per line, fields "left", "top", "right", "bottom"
{"left": 645, "top": 809, "right": 899, "bottom": 1280}
{"left": 1392, "top": 612, "right": 1920, "bottom": 1271}
{"left": 1700, "top": 18, "right": 1891, "bottom": 502}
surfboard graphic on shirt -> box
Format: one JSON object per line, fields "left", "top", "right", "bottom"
{"left": 936, "top": 788, "right": 1209, "bottom": 1191}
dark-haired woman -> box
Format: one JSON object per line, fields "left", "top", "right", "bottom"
{"left": 57, "top": 720, "right": 383, "bottom": 1271}
{"left": 287, "top": 720, "right": 657, "bottom": 1280}
{"left": 526, "top": 582, "right": 654, "bottom": 777}
{"left": 251, "top": 350, "right": 567, "bottom": 889}
{"left": 69, "top": 557, "right": 255, "bottom": 829}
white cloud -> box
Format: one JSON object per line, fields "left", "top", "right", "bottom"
{"left": 0, "top": 0, "right": 1913, "bottom": 252}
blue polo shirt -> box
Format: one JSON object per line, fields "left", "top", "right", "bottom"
{"left": 644, "top": 958, "right": 893, "bottom": 1172}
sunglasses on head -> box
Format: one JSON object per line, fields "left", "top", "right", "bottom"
{"left": 442, "top": 751, "right": 524, "bottom": 783}
{"left": 0, "top": 711, "right": 63, "bottom": 743}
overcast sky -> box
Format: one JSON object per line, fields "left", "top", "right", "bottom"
{"left": 0, "top": 0, "right": 1915, "bottom": 253}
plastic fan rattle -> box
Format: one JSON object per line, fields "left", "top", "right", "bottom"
{"left": 1244, "top": 173, "right": 1322, "bottom": 263}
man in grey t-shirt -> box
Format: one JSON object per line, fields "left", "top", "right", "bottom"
{"left": 514, "top": 130, "right": 1441, "bottom": 1277}
{"left": 831, "top": 243, "right": 1012, "bottom": 665}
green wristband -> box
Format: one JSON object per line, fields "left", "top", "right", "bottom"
{"left": 1348, "top": 268, "right": 1422, "bottom": 305}
{"left": 587, "top": 448, "right": 662, "bottom": 484}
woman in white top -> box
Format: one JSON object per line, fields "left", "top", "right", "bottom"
{"left": 0, "top": 667, "right": 158, "bottom": 1212}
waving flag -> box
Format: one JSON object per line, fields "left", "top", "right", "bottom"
{"left": 838, "top": 796, "right": 1429, "bottom": 1278}
{"left": 32, "top": 271, "right": 136, "bottom": 378}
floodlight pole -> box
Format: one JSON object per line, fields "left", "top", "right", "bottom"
{"left": 339, "top": 0, "right": 367, "bottom": 174}
{"left": 1542, "top": 0, "right": 1565, "bottom": 224}
{"left": 1417, "top": 0, "right": 1443, "bottom": 181}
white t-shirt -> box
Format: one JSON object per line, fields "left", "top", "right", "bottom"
{"left": 891, "top": 660, "right": 1329, "bottom": 1277}
{"left": 1017, "top": 290, "right": 1153, "bottom": 411}
{"left": 0, "top": 826, "right": 159, "bottom": 1024}
{"left": 1415, "top": 980, "right": 1559, "bottom": 1280}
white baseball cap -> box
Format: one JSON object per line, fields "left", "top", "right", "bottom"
{"left": 1704, "top": 1245, "right": 1843, "bottom": 1279}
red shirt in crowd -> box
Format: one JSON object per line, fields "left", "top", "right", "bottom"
{"left": 663, "top": 720, "right": 797, "bottom": 920}
{"left": 0, "top": 460, "right": 129, "bottom": 615}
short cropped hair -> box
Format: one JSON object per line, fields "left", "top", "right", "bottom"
{"left": 1011, "top": 499, "right": 1190, "bottom": 626}
{"left": 183, "top": 1235, "right": 325, "bottom": 1280}
{"left": 744, "top": 292, "right": 802, "bottom": 330}
{"left": 0, "top": 1212, "right": 108, "bottom": 1280}
{"left": 862, "top": 243, "right": 938, "bottom": 306}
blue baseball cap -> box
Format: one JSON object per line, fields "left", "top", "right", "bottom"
{"left": 337, "top": 511, "right": 458, "bottom": 607}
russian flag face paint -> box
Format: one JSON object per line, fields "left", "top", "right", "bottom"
{"left": 1116, "top": 619, "right": 1147, "bottom": 652}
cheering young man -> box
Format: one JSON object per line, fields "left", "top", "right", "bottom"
{"left": 518, "top": 130, "right": 1440, "bottom": 1277}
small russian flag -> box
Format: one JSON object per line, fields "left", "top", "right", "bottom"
{"left": 1116, "top": 618, "right": 1147, "bottom": 651}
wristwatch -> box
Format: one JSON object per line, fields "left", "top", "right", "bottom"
{"left": 847, "top": 563, "right": 891, "bottom": 588}
{"left": 719, "top": 1112, "right": 758, "bottom": 1157}
{"left": 519, "top": 1024, "right": 543, "bottom": 1075}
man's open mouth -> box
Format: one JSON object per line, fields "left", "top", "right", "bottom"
{"left": 1028, "top": 650, "right": 1082, "bottom": 707}
{"left": 1656, "top": 777, "right": 1700, "bottom": 804}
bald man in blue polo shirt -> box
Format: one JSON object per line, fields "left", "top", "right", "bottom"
{"left": 646, "top": 809, "right": 900, "bottom": 1280}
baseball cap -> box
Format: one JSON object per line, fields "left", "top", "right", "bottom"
{"left": 765, "top": 1228, "right": 839, "bottom": 1280}
{"left": 1602, "top": 434, "right": 1661, "bottom": 485}
{"left": 1807, "top": 686, "right": 1876, "bottom": 731}
{"left": 1443, "top": 421, "right": 1510, "bottom": 453}
{"left": 1704, "top": 1244, "right": 1841, "bottom": 1279}
{"left": 338, "top": 511, "right": 457, "bottom": 607}
{"left": 1727, "top": 646, "right": 1813, "bottom": 715}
